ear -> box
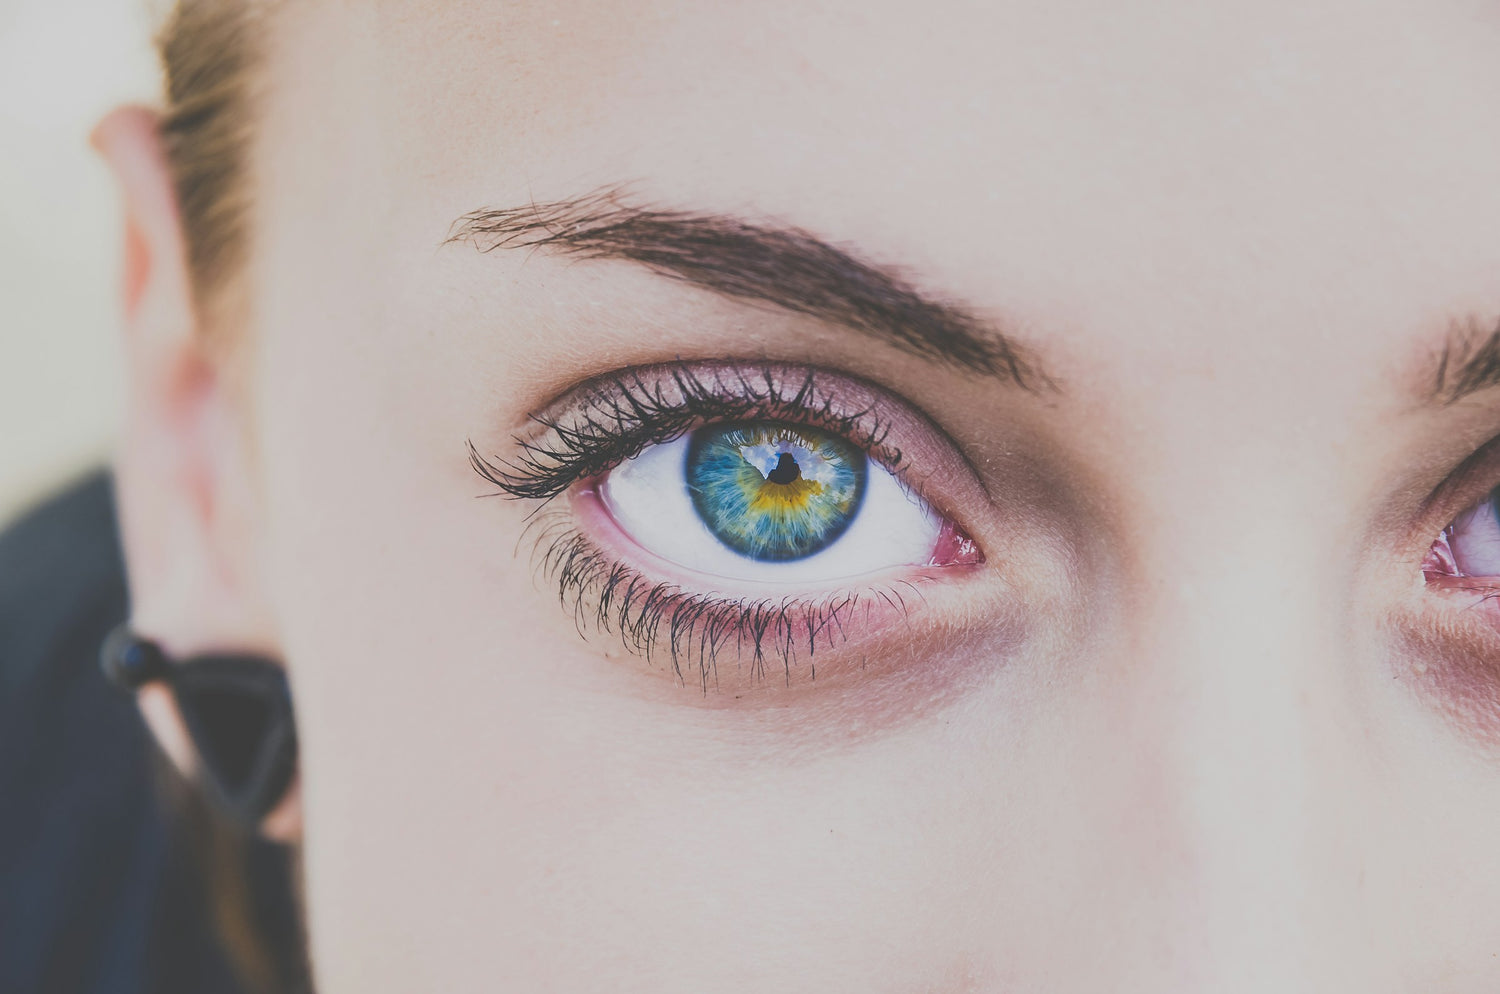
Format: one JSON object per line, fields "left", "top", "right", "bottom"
{"left": 93, "top": 105, "right": 300, "bottom": 842}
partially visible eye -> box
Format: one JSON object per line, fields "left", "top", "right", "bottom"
{"left": 1429, "top": 486, "right": 1500, "bottom": 578}
{"left": 599, "top": 421, "right": 977, "bottom": 585}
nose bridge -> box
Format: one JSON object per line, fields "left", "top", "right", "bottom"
{"left": 1130, "top": 468, "right": 1355, "bottom": 987}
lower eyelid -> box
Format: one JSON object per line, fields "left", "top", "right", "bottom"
{"left": 518, "top": 490, "right": 1006, "bottom": 691}
{"left": 1385, "top": 603, "right": 1500, "bottom": 749}
{"left": 572, "top": 482, "right": 970, "bottom": 597}
{"left": 1398, "top": 532, "right": 1500, "bottom": 746}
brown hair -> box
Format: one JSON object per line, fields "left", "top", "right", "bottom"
{"left": 157, "top": 0, "right": 263, "bottom": 317}
{"left": 154, "top": 5, "right": 307, "bottom": 991}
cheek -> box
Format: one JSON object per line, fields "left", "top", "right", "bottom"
{"left": 250, "top": 409, "right": 976, "bottom": 987}
{"left": 246, "top": 299, "right": 941, "bottom": 985}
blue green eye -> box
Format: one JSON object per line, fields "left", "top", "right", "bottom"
{"left": 601, "top": 418, "right": 946, "bottom": 585}
{"left": 686, "top": 424, "right": 867, "bottom": 562}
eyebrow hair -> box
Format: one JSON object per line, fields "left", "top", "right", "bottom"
{"left": 1432, "top": 318, "right": 1500, "bottom": 404}
{"left": 447, "top": 189, "right": 1049, "bottom": 389}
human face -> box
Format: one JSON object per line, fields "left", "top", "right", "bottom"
{"left": 234, "top": 0, "right": 1500, "bottom": 988}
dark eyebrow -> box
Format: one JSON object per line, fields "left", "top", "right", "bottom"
{"left": 1431, "top": 317, "right": 1500, "bottom": 404}
{"left": 447, "top": 189, "right": 1050, "bottom": 389}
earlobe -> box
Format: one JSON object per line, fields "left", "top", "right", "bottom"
{"left": 93, "top": 105, "right": 302, "bottom": 842}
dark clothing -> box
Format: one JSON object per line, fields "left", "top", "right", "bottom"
{"left": 0, "top": 473, "right": 301, "bottom": 994}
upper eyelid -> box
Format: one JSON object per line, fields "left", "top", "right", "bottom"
{"left": 1428, "top": 432, "right": 1500, "bottom": 513}
{"left": 1369, "top": 422, "right": 1500, "bottom": 578}
{"left": 1409, "top": 428, "right": 1500, "bottom": 554}
{"left": 474, "top": 362, "right": 923, "bottom": 500}
{"left": 470, "top": 360, "right": 1008, "bottom": 558}
{"left": 521, "top": 362, "right": 886, "bottom": 440}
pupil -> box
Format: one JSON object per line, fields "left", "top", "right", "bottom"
{"left": 765, "top": 452, "right": 801, "bottom": 485}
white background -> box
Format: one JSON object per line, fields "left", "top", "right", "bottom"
{"left": 0, "top": 0, "right": 160, "bottom": 527}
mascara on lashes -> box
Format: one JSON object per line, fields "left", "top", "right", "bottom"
{"left": 469, "top": 363, "right": 901, "bottom": 504}
{"left": 468, "top": 361, "right": 978, "bottom": 689}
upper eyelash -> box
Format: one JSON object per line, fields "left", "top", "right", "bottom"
{"left": 469, "top": 363, "right": 902, "bottom": 502}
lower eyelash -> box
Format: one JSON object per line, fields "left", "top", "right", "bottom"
{"left": 525, "top": 511, "right": 929, "bottom": 691}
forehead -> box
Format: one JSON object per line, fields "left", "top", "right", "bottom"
{"left": 256, "top": 0, "right": 1500, "bottom": 381}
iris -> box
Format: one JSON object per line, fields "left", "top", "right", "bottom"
{"left": 686, "top": 423, "right": 867, "bottom": 562}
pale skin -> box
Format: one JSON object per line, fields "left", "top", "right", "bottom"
{"left": 94, "top": 0, "right": 1500, "bottom": 989}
